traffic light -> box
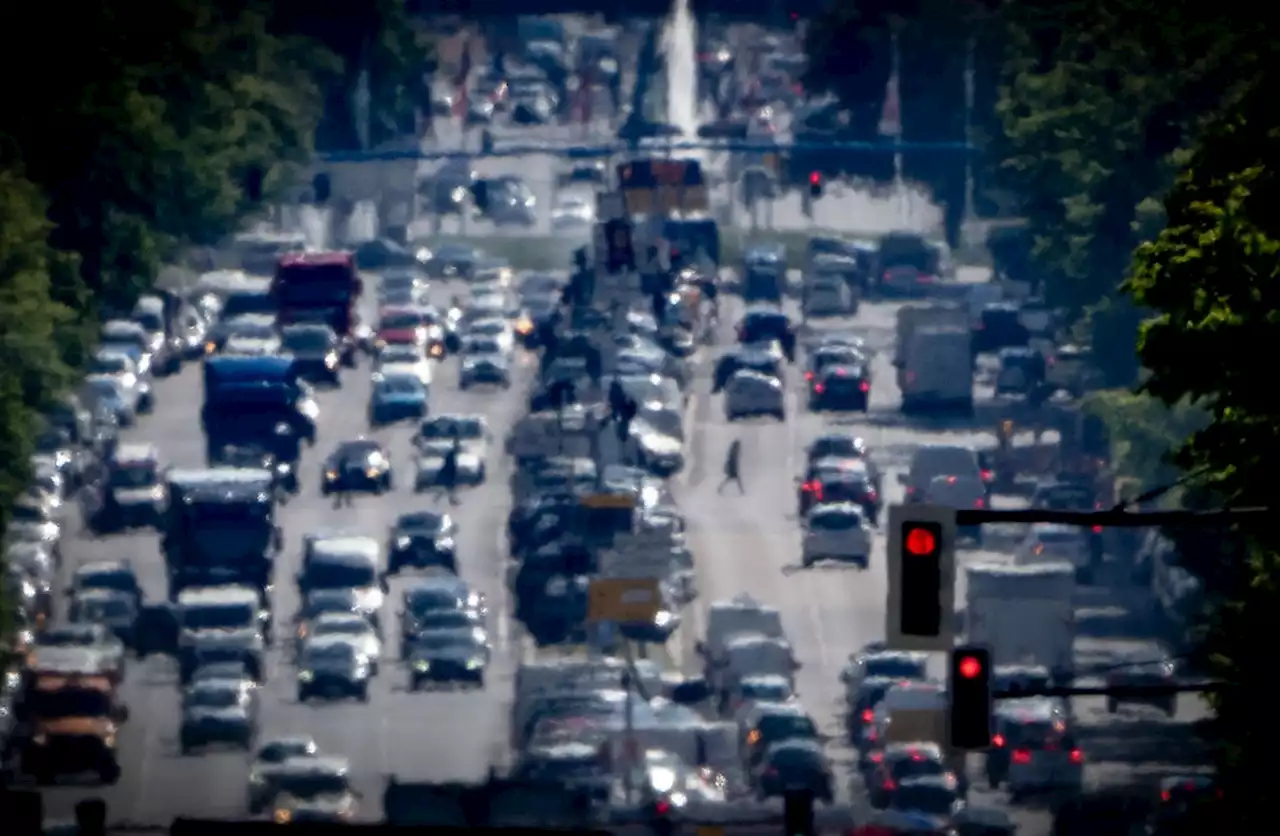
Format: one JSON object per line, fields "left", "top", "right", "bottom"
{"left": 783, "top": 790, "right": 815, "bottom": 836}
{"left": 649, "top": 798, "right": 675, "bottom": 836}
{"left": 900, "top": 519, "right": 944, "bottom": 637}
{"left": 470, "top": 179, "right": 490, "bottom": 211}
{"left": 949, "top": 645, "right": 993, "bottom": 749}
{"left": 808, "top": 170, "right": 823, "bottom": 198}
{"left": 605, "top": 218, "right": 635, "bottom": 273}
{"left": 312, "top": 172, "right": 331, "bottom": 204}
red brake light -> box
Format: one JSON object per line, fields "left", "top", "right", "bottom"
{"left": 655, "top": 799, "right": 671, "bottom": 815}
{"left": 1069, "top": 749, "right": 1084, "bottom": 764}
{"left": 881, "top": 779, "right": 896, "bottom": 790}
{"left": 859, "top": 381, "right": 870, "bottom": 392}
{"left": 804, "top": 371, "right": 814, "bottom": 380}
{"left": 809, "top": 171, "right": 820, "bottom": 185}
{"left": 813, "top": 383, "right": 825, "bottom": 394}
{"left": 1092, "top": 525, "right": 1103, "bottom": 533}
{"left": 946, "top": 475, "right": 957, "bottom": 484}
{"left": 1161, "top": 790, "right": 1171, "bottom": 802}
{"left": 861, "top": 709, "right": 874, "bottom": 722}
{"left": 974, "top": 498, "right": 985, "bottom": 509}
{"left": 1012, "top": 749, "right": 1032, "bottom": 765}
{"left": 980, "top": 469, "right": 993, "bottom": 481}
{"left": 991, "top": 734, "right": 1005, "bottom": 748}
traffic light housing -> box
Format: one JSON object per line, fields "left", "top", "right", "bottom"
{"left": 312, "top": 172, "right": 331, "bottom": 204}
{"left": 783, "top": 790, "right": 815, "bottom": 836}
{"left": 949, "top": 645, "right": 993, "bottom": 750}
{"left": 605, "top": 218, "right": 635, "bottom": 273}
{"left": 808, "top": 170, "right": 823, "bottom": 198}
{"left": 900, "top": 519, "right": 944, "bottom": 637}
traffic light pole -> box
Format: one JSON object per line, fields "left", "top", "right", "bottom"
{"left": 954, "top": 507, "right": 1267, "bottom": 526}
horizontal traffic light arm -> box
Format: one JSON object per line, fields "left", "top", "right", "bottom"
{"left": 954, "top": 507, "right": 1268, "bottom": 527}
{"left": 995, "top": 681, "right": 1223, "bottom": 699}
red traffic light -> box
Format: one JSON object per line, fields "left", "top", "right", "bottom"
{"left": 904, "top": 526, "right": 938, "bottom": 556}
{"left": 809, "top": 171, "right": 821, "bottom": 185}
{"left": 654, "top": 799, "right": 671, "bottom": 815}
{"left": 958, "top": 655, "right": 983, "bottom": 679}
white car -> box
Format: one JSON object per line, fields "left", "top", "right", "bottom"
{"left": 301, "top": 612, "right": 382, "bottom": 672}
{"left": 802, "top": 276, "right": 855, "bottom": 317}
{"left": 1016, "top": 523, "right": 1094, "bottom": 581}
{"left": 377, "top": 359, "right": 433, "bottom": 389}
{"left": 801, "top": 502, "right": 872, "bottom": 568}
{"left": 551, "top": 195, "right": 595, "bottom": 229}
{"left": 465, "top": 317, "right": 515, "bottom": 353}
{"left": 723, "top": 370, "right": 785, "bottom": 421}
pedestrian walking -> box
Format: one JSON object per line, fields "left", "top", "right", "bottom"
{"left": 717, "top": 439, "right": 744, "bottom": 494}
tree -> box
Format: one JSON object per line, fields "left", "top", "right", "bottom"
{"left": 994, "top": 0, "right": 1269, "bottom": 385}
{"left": 1125, "top": 69, "right": 1280, "bottom": 827}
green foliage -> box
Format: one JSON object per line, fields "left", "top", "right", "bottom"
{"left": 1080, "top": 389, "right": 1207, "bottom": 496}
{"left": 1125, "top": 68, "right": 1280, "bottom": 827}
{"left": 994, "top": 1, "right": 1271, "bottom": 384}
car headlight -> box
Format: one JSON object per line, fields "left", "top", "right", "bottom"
{"left": 466, "top": 659, "right": 483, "bottom": 670}
{"left": 414, "top": 660, "right": 430, "bottom": 673}
{"left": 148, "top": 485, "right": 165, "bottom": 501}
{"left": 104, "top": 733, "right": 117, "bottom": 748}
{"left": 435, "top": 537, "right": 454, "bottom": 550}
{"left": 204, "top": 341, "right": 216, "bottom": 354}
{"left": 32, "top": 733, "right": 47, "bottom": 746}
{"left": 276, "top": 462, "right": 291, "bottom": 474}
{"left": 429, "top": 344, "right": 444, "bottom": 357}
{"left": 324, "top": 470, "right": 338, "bottom": 481}
{"left": 299, "top": 401, "right": 319, "bottom": 418}
{"left": 325, "top": 353, "right": 338, "bottom": 369}
{"left": 297, "top": 670, "right": 315, "bottom": 682}
{"left": 365, "top": 467, "right": 380, "bottom": 479}
{"left": 274, "top": 809, "right": 292, "bottom": 825}
{"left": 395, "top": 536, "right": 412, "bottom": 549}
{"left": 249, "top": 771, "right": 265, "bottom": 785}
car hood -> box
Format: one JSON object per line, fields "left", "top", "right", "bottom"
{"left": 411, "top": 647, "right": 482, "bottom": 665}
{"left": 185, "top": 628, "right": 261, "bottom": 649}
{"left": 184, "top": 707, "right": 249, "bottom": 724}
{"left": 306, "top": 661, "right": 364, "bottom": 677}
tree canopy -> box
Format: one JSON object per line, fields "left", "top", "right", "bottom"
{"left": 1125, "top": 69, "right": 1280, "bottom": 825}
{"left": 0, "top": 0, "right": 430, "bottom": 633}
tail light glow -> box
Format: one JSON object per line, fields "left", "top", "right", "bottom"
{"left": 655, "top": 799, "right": 672, "bottom": 815}
{"left": 804, "top": 371, "right": 814, "bottom": 381}
{"left": 859, "top": 381, "right": 870, "bottom": 392}
{"left": 974, "top": 498, "right": 986, "bottom": 509}
{"left": 980, "top": 469, "right": 994, "bottom": 481}
{"left": 1011, "top": 749, "right": 1032, "bottom": 765}
{"left": 1161, "top": 790, "right": 1172, "bottom": 802}
{"left": 861, "top": 709, "right": 874, "bottom": 722}
{"left": 1092, "top": 525, "right": 1103, "bottom": 533}
{"left": 813, "top": 383, "right": 825, "bottom": 394}
{"left": 1069, "top": 749, "right": 1084, "bottom": 764}
{"left": 991, "top": 734, "right": 1005, "bottom": 747}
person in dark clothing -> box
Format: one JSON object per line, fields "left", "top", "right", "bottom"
{"left": 717, "top": 438, "right": 744, "bottom": 494}
{"left": 435, "top": 437, "right": 462, "bottom": 506}
{"left": 609, "top": 379, "right": 626, "bottom": 418}
{"left": 480, "top": 129, "right": 494, "bottom": 156}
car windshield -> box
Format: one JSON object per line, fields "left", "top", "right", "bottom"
{"left": 809, "top": 510, "right": 861, "bottom": 531}
{"left": 414, "top": 632, "right": 477, "bottom": 652}
{"left": 380, "top": 312, "right": 423, "bottom": 330}
{"left": 92, "top": 355, "right": 131, "bottom": 375}
{"left": 864, "top": 657, "right": 927, "bottom": 679}
{"left": 416, "top": 610, "right": 475, "bottom": 630}
{"left": 378, "top": 347, "right": 420, "bottom": 365}
{"left": 889, "top": 784, "right": 955, "bottom": 816}
{"left": 77, "top": 597, "right": 134, "bottom": 621}
{"left": 305, "top": 643, "right": 357, "bottom": 664}
{"left": 30, "top": 689, "right": 113, "bottom": 719}
{"left": 759, "top": 713, "right": 817, "bottom": 740}
{"left": 312, "top": 618, "right": 368, "bottom": 637}
{"left": 336, "top": 442, "right": 383, "bottom": 461}
{"left": 276, "top": 772, "right": 349, "bottom": 797}
{"left": 185, "top": 686, "right": 240, "bottom": 709}
{"left": 257, "top": 741, "right": 315, "bottom": 763}
{"left": 109, "top": 463, "right": 157, "bottom": 489}
{"left": 227, "top": 320, "right": 277, "bottom": 339}
{"left": 422, "top": 418, "right": 484, "bottom": 440}
{"left": 891, "top": 756, "right": 946, "bottom": 781}
{"left": 742, "top": 681, "right": 791, "bottom": 701}
{"left": 305, "top": 560, "right": 376, "bottom": 589}
{"left": 282, "top": 330, "right": 331, "bottom": 352}
{"left": 464, "top": 337, "right": 502, "bottom": 355}
{"left": 377, "top": 376, "right": 422, "bottom": 395}
{"left": 86, "top": 378, "right": 121, "bottom": 400}
{"left": 183, "top": 602, "right": 255, "bottom": 630}
{"left": 406, "top": 590, "right": 464, "bottom": 615}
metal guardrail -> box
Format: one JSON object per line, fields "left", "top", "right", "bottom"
{"left": 318, "top": 138, "right": 977, "bottom": 164}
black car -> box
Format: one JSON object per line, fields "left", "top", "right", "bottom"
{"left": 398, "top": 578, "right": 486, "bottom": 657}
{"left": 211, "top": 444, "right": 299, "bottom": 494}
{"left": 798, "top": 468, "right": 880, "bottom": 522}
{"left": 296, "top": 638, "right": 371, "bottom": 702}
{"left": 424, "top": 244, "right": 478, "bottom": 279}
{"left": 280, "top": 324, "right": 342, "bottom": 384}
{"left": 808, "top": 364, "right": 871, "bottom": 412}
{"left": 320, "top": 440, "right": 393, "bottom": 495}
{"left": 407, "top": 629, "right": 489, "bottom": 689}
{"left": 387, "top": 511, "right": 458, "bottom": 573}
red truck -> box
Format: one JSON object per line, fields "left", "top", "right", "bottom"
{"left": 271, "top": 251, "right": 363, "bottom": 365}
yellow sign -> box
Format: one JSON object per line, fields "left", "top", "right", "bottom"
{"left": 581, "top": 492, "right": 636, "bottom": 510}
{"left": 588, "top": 577, "right": 661, "bottom": 624}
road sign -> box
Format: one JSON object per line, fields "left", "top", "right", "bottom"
{"left": 885, "top": 503, "right": 957, "bottom": 652}
{"left": 582, "top": 492, "right": 636, "bottom": 510}
{"left": 588, "top": 577, "right": 662, "bottom": 625}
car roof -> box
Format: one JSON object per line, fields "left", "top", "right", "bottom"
{"left": 177, "top": 585, "right": 260, "bottom": 606}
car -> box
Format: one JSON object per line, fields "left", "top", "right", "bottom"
{"left": 377, "top": 270, "right": 429, "bottom": 307}
{"left": 398, "top": 579, "right": 487, "bottom": 658}
{"left": 280, "top": 324, "right": 344, "bottom": 383}
{"left": 302, "top": 612, "right": 382, "bottom": 673}
{"left": 459, "top": 351, "right": 511, "bottom": 390}
{"left": 375, "top": 348, "right": 434, "bottom": 386}
{"left": 375, "top": 306, "right": 434, "bottom": 351}
{"left": 71, "top": 559, "right": 142, "bottom": 607}
{"left": 320, "top": 439, "right": 393, "bottom": 495}
{"left": 82, "top": 374, "right": 139, "bottom": 427}
{"left": 723, "top": 369, "right": 786, "bottom": 421}
{"left": 368, "top": 371, "right": 428, "bottom": 426}
{"left": 296, "top": 636, "right": 372, "bottom": 702}
{"left": 246, "top": 739, "right": 325, "bottom": 812}
{"left": 802, "top": 503, "right": 872, "bottom": 568}
{"left": 89, "top": 349, "right": 154, "bottom": 413}
{"left": 753, "top": 739, "right": 834, "bottom": 803}
{"left": 31, "top": 624, "right": 126, "bottom": 680}
{"left": 424, "top": 243, "right": 479, "bottom": 279}
{"left": 298, "top": 535, "right": 386, "bottom": 629}
{"left": 797, "top": 456, "right": 881, "bottom": 521}
{"left": 407, "top": 629, "right": 490, "bottom": 689}
{"left": 1105, "top": 654, "right": 1177, "bottom": 716}
{"left": 190, "top": 660, "right": 255, "bottom": 687}
{"left": 808, "top": 364, "right": 871, "bottom": 412}
{"left": 387, "top": 511, "right": 458, "bottom": 574}
{"left": 180, "top": 678, "right": 257, "bottom": 753}
{"left": 415, "top": 415, "right": 489, "bottom": 475}
{"left": 67, "top": 589, "right": 139, "bottom": 648}
{"left": 465, "top": 317, "right": 516, "bottom": 353}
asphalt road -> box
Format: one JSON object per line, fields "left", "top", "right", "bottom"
{"left": 669, "top": 284, "right": 1212, "bottom": 834}
{"left": 39, "top": 277, "right": 535, "bottom": 824}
